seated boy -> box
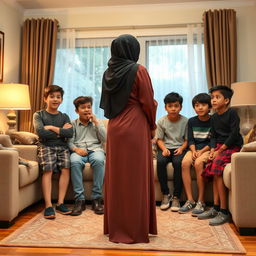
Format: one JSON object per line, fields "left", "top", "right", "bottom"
{"left": 156, "top": 92, "right": 188, "bottom": 212}
{"left": 68, "top": 96, "right": 106, "bottom": 215}
{"left": 179, "top": 93, "right": 211, "bottom": 216}
{"left": 33, "top": 85, "right": 73, "bottom": 219}
{"left": 198, "top": 85, "right": 243, "bottom": 225}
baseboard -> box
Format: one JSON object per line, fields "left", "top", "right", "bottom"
{"left": 239, "top": 227, "right": 256, "bottom": 236}
{"left": 0, "top": 219, "right": 15, "bottom": 228}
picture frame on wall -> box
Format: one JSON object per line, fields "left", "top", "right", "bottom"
{"left": 0, "top": 31, "right": 4, "bottom": 82}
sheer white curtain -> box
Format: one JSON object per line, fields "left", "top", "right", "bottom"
{"left": 144, "top": 24, "right": 207, "bottom": 120}
{"left": 54, "top": 30, "right": 112, "bottom": 121}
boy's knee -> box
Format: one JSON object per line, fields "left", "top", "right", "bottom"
{"left": 194, "top": 159, "right": 203, "bottom": 169}
{"left": 182, "top": 159, "right": 191, "bottom": 169}
{"left": 92, "top": 158, "right": 105, "bottom": 166}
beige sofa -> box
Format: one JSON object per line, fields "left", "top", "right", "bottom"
{"left": 0, "top": 134, "right": 256, "bottom": 235}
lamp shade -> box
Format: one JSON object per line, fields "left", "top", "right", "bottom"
{"left": 231, "top": 82, "right": 256, "bottom": 107}
{"left": 0, "top": 83, "right": 31, "bottom": 110}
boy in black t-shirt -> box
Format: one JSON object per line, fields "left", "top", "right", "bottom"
{"left": 198, "top": 85, "right": 243, "bottom": 226}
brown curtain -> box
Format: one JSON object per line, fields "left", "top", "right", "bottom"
{"left": 203, "top": 9, "right": 237, "bottom": 89}
{"left": 19, "top": 18, "right": 58, "bottom": 132}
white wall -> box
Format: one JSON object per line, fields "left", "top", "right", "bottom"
{"left": 0, "top": 1, "right": 23, "bottom": 133}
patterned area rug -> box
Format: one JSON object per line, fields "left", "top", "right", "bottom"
{"left": 0, "top": 207, "right": 246, "bottom": 254}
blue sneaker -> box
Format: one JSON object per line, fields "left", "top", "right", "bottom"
{"left": 55, "top": 204, "right": 72, "bottom": 215}
{"left": 44, "top": 206, "right": 55, "bottom": 219}
{"left": 209, "top": 212, "right": 230, "bottom": 226}
{"left": 178, "top": 200, "right": 196, "bottom": 214}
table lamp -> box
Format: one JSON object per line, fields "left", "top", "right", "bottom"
{"left": 0, "top": 83, "right": 31, "bottom": 134}
{"left": 231, "top": 81, "right": 256, "bottom": 135}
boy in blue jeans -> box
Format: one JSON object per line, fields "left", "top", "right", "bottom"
{"left": 156, "top": 92, "right": 188, "bottom": 212}
{"left": 33, "top": 85, "right": 73, "bottom": 219}
{"left": 68, "top": 96, "right": 106, "bottom": 215}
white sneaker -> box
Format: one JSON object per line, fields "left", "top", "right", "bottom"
{"left": 160, "top": 194, "right": 171, "bottom": 210}
{"left": 170, "top": 196, "right": 180, "bottom": 212}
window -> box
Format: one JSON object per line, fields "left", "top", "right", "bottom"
{"left": 54, "top": 37, "right": 112, "bottom": 120}
{"left": 141, "top": 34, "right": 207, "bottom": 120}
{"left": 54, "top": 25, "right": 207, "bottom": 121}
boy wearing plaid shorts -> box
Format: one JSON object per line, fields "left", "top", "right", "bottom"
{"left": 33, "top": 85, "right": 73, "bottom": 219}
{"left": 198, "top": 85, "right": 243, "bottom": 226}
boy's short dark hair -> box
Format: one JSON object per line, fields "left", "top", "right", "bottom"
{"left": 73, "top": 96, "right": 93, "bottom": 110}
{"left": 192, "top": 93, "right": 212, "bottom": 108}
{"left": 44, "top": 85, "right": 64, "bottom": 99}
{"left": 164, "top": 92, "right": 183, "bottom": 106}
{"left": 209, "top": 85, "right": 234, "bottom": 100}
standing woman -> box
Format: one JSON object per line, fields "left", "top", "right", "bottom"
{"left": 100, "top": 34, "right": 157, "bottom": 244}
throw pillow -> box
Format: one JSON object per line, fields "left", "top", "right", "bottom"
{"left": 243, "top": 124, "right": 256, "bottom": 144}
{"left": 10, "top": 131, "right": 38, "bottom": 145}
{"left": 240, "top": 141, "right": 256, "bottom": 152}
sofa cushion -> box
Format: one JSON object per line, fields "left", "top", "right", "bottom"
{"left": 11, "top": 131, "right": 38, "bottom": 145}
{"left": 82, "top": 163, "right": 94, "bottom": 181}
{"left": 223, "top": 163, "right": 231, "bottom": 190}
{"left": 19, "top": 161, "right": 39, "bottom": 188}
{"left": 241, "top": 141, "right": 256, "bottom": 152}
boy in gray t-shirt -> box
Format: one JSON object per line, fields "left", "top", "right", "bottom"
{"left": 156, "top": 92, "right": 188, "bottom": 212}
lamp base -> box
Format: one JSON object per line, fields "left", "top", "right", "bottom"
{"left": 6, "top": 110, "right": 17, "bottom": 134}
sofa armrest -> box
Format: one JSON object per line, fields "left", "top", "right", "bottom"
{"left": 0, "top": 150, "right": 19, "bottom": 221}
{"left": 14, "top": 145, "right": 38, "bottom": 161}
{"left": 230, "top": 152, "right": 256, "bottom": 228}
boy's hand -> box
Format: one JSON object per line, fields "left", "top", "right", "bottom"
{"left": 87, "top": 114, "right": 99, "bottom": 125}
{"left": 162, "top": 148, "right": 171, "bottom": 156}
{"left": 196, "top": 150, "right": 203, "bottom": 158}
{"left": 174, "top": 147, "right": 183, "bottom": 155}
{"left": 209, "top": 149, "right": 216, "bottom": 160}
{"left": 74, "top": 148, "right": 88, "bottom": 156}
{"left": 63, "top": 123, "right": 72, "bottom": 129}
{"left": 192, "top": 150, "right": 198, "bottom": 160}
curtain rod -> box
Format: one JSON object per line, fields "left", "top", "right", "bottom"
{"left": 58, "top": 23, "right": 203, "bottom": 32}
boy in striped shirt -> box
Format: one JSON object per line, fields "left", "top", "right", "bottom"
{"left": 179, "top": 93, "right": 211, "bottom": 216}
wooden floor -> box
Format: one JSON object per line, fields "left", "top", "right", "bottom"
{"left": 0, "top": 203, "right": 255, "bottom": 256}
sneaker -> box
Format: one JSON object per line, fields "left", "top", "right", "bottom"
{"left": 209, "top": 212, "right": 230, "bottom": 226}
{"left": 197, "top": 207, "right": 218, "bottom": 220}
{"left": 55, "top": 204, "right": 72, "bottom": 215}
{"left": 178, "top": 200, "right": 196, "bottom": 214}
{"left": 44, "top": 206, "right": 55, "bottom": 219}
{"left": 170, "top": 196, "right": 180, "bottom": 212}
{"left": 191, "top": 201, "right": 206, "bottom": 217}
{"left": 160, "top": 194, "right": 171, "bottom": 210}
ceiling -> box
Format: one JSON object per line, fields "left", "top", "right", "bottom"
{"left": 14, "top": 0, "right": 237, "bottom": 9}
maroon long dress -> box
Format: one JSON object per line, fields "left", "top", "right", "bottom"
{"left": 104, "top": 65, "right": 157, "bottom": 244}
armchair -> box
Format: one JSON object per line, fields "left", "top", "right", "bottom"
{"left": 0, "top": 135, "right": 42, "bottom": 228}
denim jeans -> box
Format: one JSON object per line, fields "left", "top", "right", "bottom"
{"left": 70, "top": 150, "right": 105, "bottom": 200}
{"left": 157, "top": 148, "right": 186, "bottom": 198}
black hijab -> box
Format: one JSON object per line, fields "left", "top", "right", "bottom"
{"left": 100, "top": 34, "right": 140, "bottom": 119}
